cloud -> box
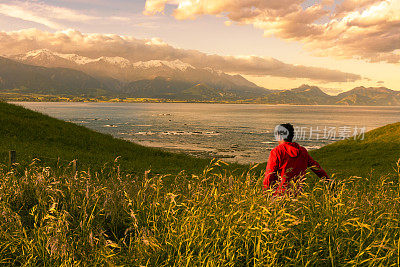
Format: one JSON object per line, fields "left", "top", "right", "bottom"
{"left": 334, "top": 0, "right": 382, "bottom": 15}
{"left": 0, "top": 1, "right": 126, "bottom": 29}
{"left": 144, "top": 0, "right": 170, "bottom": 15}
{"left": 0, "top": 28, "right": 361, "bottom": 82}
{"left": 144, "top": 0, "right": 400, "bottom": 64}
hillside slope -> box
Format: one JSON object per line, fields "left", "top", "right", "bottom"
{"left": 336, "top": 87, "right": 400, "bottom": 105}
{"left": 248, "top": 85, "right": 400, "bottom": 106}
{"left": 255, "top": 85, "right": 334, "bottom": 105}
{"left": 311, "top": 122, "right": 400, "bottom": 177}
{"left": 0, "top": 101, "right": 209, "bottom": 174}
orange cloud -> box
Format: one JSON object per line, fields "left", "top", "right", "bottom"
{"left": 144, "top": 0, "right": 400, "bottom": 64}
{"left": 143, "top": 0, "right": 170, "bottom": 15}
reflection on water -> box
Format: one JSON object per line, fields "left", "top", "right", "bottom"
{"left": 15, "top": 102, "right": 400, "bottom": 164}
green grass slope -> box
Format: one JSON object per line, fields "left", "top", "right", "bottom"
{"left": 1, "top": 101, "right": 400, "bottom": 265}
{"left": 1, "top": 150, "right": 400, "bottom": 265}
{"left": 0, "top": 101, "right": 210, "bottom": 174}
{"left": 311, "top": 122, "right": 400, "bottom": 178}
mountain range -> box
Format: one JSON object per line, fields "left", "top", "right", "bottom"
{"left": 249, "top": 85, "right": 400, "bottom": 106}
{"left": 1, "top": 50, "right": 399, "bottom": 105}
{"left": 250, "top": 85, "right": 400, "bottom": 105}
{"left": 9, "top": 49, "right": 267, "bottom": 99}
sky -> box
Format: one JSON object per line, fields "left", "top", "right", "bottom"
{"left": 0, "top": 0, "right": 399, "bottom": 93}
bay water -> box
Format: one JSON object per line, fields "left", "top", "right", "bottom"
{"left": 16, "top": 102, "right": 400, "bottom": 164}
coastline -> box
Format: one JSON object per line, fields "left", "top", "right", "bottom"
{"left": 4, "top": 94, "right": 400, "bottom": 107}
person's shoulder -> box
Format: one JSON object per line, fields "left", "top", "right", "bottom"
{"left": 296, "top": 143, "right": 309, "bottom": 153}
{"left": 288, "top": 142, "right": 308, "bottom": 152}
{"left": 271, "top": 143, "right": 287, "bottom": 155}
{"left": 270, "top": 145, "right": 281, "bottom": 154}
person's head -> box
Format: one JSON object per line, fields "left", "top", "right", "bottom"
{"left": 274, "top": 123, "right": 295, "bottom": 144}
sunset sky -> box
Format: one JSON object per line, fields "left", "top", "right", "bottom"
{"left": 0, "top": 0, "right": 399, "bottom": 93}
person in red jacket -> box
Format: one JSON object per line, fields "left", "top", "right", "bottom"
{"left": 264, "top": 123, "right": 330, "bottom": 195}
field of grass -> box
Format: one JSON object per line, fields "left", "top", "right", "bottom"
{"left": 1, "top": 101, "right": 400, "bottom": 265}
{"left": 1, "top": 159, "right": 400, "bottom": 265}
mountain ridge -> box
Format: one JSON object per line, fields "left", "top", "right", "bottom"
{"left": 10, "top": 49, "right": 264, "bottom": 94}
{"left": 249, "top": 84, "right": 400, "bottom": 106}
{"left": 0, "top": 56, "right": 267, "bottom": 100}
{"left": 0, "top": 54, "right": 399, "bottom": 105}
{"left": 0, "top": 56, "right": 114, "bottom": 96}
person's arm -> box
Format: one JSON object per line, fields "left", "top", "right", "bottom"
{"left": 307, "top": 152, "right": 329, "bottom": 179}
{"left": 263, "top": 149, "right": 279, "bottom": 190}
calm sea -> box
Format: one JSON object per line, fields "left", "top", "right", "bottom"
{"left": 15, "top": 102, "right": 400, "bottom": 164}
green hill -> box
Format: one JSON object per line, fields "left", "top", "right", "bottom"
{"left": 0, "top": 101, "right": 209, "bottom": 174}
{"left": 122, "top": 78, "right": 250, "bottom": 101}
{"left": 1, "top": 101, "right": 400, "bottom": 265}
{"left": 311, "top": 122, "right": 400, "bottom": 178}
{"left": 256, "top": 85, "right": 335, "bottom": 105}
{"left": 336, "top": 87, "right": 400, "bottom": 106}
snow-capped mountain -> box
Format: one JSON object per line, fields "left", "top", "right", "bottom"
{"left": 133, "top": 59, "right": 194, "bottom": 71}
{"left": 14, "top": 49, "right": 132, "bottom": 67}
{"left": 10, "top": 49, "right": 265, "bottom": 95}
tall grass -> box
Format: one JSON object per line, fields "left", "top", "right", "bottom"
{"left": 1, "top": 158, "right": 400, "bottom": 266}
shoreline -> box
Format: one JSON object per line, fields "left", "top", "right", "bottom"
{"left": 2, "top": 91, "right": 400, "bottom": 107}
{"left": 7, "top": 99, "right": 400, "bottom": 108}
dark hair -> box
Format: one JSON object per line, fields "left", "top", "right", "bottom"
{"left": 280, "top": 123, "right": 294, "bottom": 142}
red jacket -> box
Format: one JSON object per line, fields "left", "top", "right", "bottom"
{"left": 264, "top": 142, "right": 329, "bottom": 194}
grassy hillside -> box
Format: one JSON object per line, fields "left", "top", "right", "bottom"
{"left": 1, "top": 101, "right": 400, "bottom": 265}
{"left": 256, "top": 85, "right": 334, "bottom": 105}
{"left": 1, "top": 154, "right": 400, "bottom": 265}
{"left": 336, "top": 87, "right": 400, "bottom": 106}
{"left": 311, "top": 122, "right": 400, "bottom": 178}
{"left": 0, "top": 101, "right": 211, "bottom": 174}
